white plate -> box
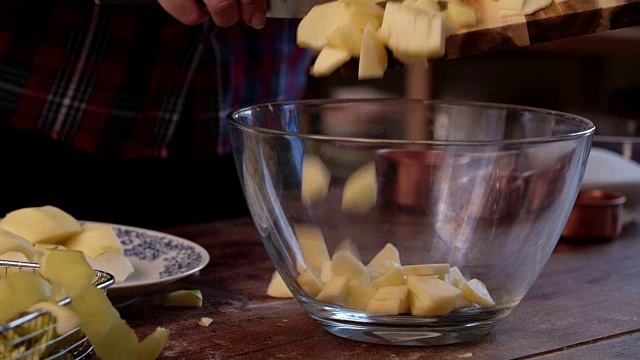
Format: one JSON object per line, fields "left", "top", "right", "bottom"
{"left": 85, "top": 221, "right": 210, "bottom": 307}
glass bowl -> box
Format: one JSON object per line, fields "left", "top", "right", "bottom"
{"left": 226, "top": 99, "right": 594, "bottom": 346}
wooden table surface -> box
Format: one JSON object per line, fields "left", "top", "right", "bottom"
{"left": 114, "top": 216, "right": 640, "bottom": 360}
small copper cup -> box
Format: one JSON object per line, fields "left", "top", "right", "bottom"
{"left": 561, "top": 189, "right": 627, "bottom": 240}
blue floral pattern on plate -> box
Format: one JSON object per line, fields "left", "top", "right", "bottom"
{"left": 115, "top": 227, "right": 205, "bottom": 279}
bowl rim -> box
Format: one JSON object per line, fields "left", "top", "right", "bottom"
{"left": 227, "top": 98, "right": 595, "bottom": 146}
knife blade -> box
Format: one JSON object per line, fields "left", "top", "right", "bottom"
{"left": 95, "top": 0, "right": 320, "bottom": 19}
{"left": 266, "top": 0, "right": 320, "bottom": 18}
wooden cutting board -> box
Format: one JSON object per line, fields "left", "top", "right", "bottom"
{"left": 445, "top": 0, "right": 640, "bottom": 59}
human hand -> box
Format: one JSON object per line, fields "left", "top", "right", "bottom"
{"left": 158, "top": 0, "right": 268, "bottom": 29}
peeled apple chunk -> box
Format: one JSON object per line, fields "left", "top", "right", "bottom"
{"left": 407, "top": 275, "right": 462, "bottom": 316}
{"left": 310, "top": 46, "right": 352, "bottom": 77}
{"left": 163, "top": 290, "right": 203, "bottom": 307}
{"left": 0, "top": 271, "right": 52, "bottom": 324}
{"left": 443, "top": 1, "right": 477, "bottom": 29}
{"left": 84, "top": 251, "right": 134, "bottom": 285}
{"left": 301, "top": 155, "right": 332, "bottom": 204}
{"left": 137, "top": 327, "right": 171, "bottom": 360}
{"left": 38, "top": 249, "right": 96, "bottom": 298}
{"left": 461, "top": 279, "right": 496, "bottom": 307}
{"left": 297, "top": 1, "right": 348, "bottom": 51}
{"left": 62, "top": 223, "right": 124, "bottom": 258}
{"left": 0, "top": 227, "right": 36, "bottom": 262}
{"left": 358, "top": 24, "right": 388, "bottom": 80}
{"left": 294, "top": 223, "right": 330, "bottom": 271}
{"left": 26, "top": 301, "right": 81, "bottom": 335}
{"left": 266, "top": 271, "right": 293, "bottom": 298}
{"left": 0, "top": 205, "right": 81, "bottom": 244}
{"left": 499, "top": 0, "right": 553, "bottom": 16}
{"left": 69, "top": 285, "right": 139, "bottom": 360}
{"left": 341, "top": 161, "right": 377, "bottom": 214}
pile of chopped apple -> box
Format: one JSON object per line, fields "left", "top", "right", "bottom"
{"left": 297, "top": 0, "right": 478, "bottom": 79}
{"left": 268, "top": 223, "right": 495, "bottom": 316}
{"left": 0, "top": 205, "right": 134, "bottom": 285}
{"left": 0, "top": 239, "right": 168, "bottom": 359}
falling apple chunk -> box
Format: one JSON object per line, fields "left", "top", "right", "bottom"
{"left": 341, "top": 161, "right": 377, "bottom": 214}
{"left": 358, "top": 24, "right": 388, "bottom": 79}
{"left": 301, "top": 155, "right": 332, "bottom": 205}
{"left": 443, "top": 1, "right": 477, "bottom": 30}
{"left": 310, "top": 46, "right": 352, "bottom": 77}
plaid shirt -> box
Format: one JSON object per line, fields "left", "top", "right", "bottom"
{"left": 0, "top": 1, "right": 312, "bottom": 158}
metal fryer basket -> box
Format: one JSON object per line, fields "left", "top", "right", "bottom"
{"left": 0, "top": 260, "right": 115, "bottom": 360}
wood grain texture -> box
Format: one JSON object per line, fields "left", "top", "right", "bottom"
{"left": 108, "top": 217, "right": 640, "bottom": 360}
{"left": 445, "top": 0, "right": 640, "bottom": 59}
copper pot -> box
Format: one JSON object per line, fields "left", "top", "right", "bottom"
{"left": 561, "top": 189, "right": 627, "bottom": 240}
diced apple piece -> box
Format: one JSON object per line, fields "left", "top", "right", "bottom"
{"left": 379, "top": 2, "right": 432, "bottom": 61}
{"left": 366, "top": 243, "right": 400, "bottom": 269}
{"left": 358, "top": 24, "right": 388, "bottom": 80}
{"left": 344, "top": 280, "right": 375, "bottom": 311}
{"left": 266, "top": 271, "right": 293, "bottom": 298}
{"left": 310, "top": 46, "right": 351, "bottom": 77}
{"left": 341, "top": 161, "right": 377, "bottom": 214}
{"left": 334, "top": 238, "right": 360, "bottom": 259}
{"left": 332, "top": 251, "right": 367, "bottom": 281}
{"left": 137, "top": 327, "right": 170, "bottom": 360}
{"left": 403, "top": 0, "right": 440, "bottom": 12}
{"left": 327, "top": 23, "right": 363, "bottom": 57}
{"left": 198, "top": 317, "right": 214, "bottom": 327}
{"left": 70, "top": 285, "right": 139, "bottom": 360}
{"left": 27, "top": 301, "right": 81, "bottom": 335}
{"left": 0, "top": 271, "right": 52, "bottom": 324}
{"left": 85, "top": 251, "right": 134, "bottom": 285}
{"left": 444, "top": 1, "right": 477, "bottom": 29}
{"left": 455, "top": 295, "right": 475, "bottom": 309}
{"left": 427, "top": 12, "right": 446, "bottom": 59}
{"left": 163, "top": 290, "right": 203, "bottom": 307}
{"left": 38, "top": 249, "right": 96, "bottom": 298}
{"left": 0, "top": 227, "right": 36, "bottom": 262}
{"left": 301, "top": 155, "right": 332, "bottom": 204}
{"left": 297, "top": 1, "right": 348, "bottom": 51}
{"left": 403, "top": 263, "right": 450, "bottom": 276}
{"left": 297, "top": 268, "right": 324, "bottom": 297}
{"left": 445, "top": 266, "right": 468, "bottom": 289}
{"left": 498, "top": 0, "right": 553, "bottom": 17}
{"left": 62, "top": 223, "right": 123, "bottom": 258}
{"left": 0, "top": 205, "right": 81, "bottom": 244}
{"left": 316, "top": 275, "right": 349, "bottom": 306}
{"left": 340, "top": 2, "right": 385, "bottom": 30}
{"left": 320, "top": 260, "right": 334, "bottom": 284}
{"left": 373, "top": 285, "right": 408, "bottom": 300}
{"left": 407, "top": 275, "right": 461, "bottom": 316}
{"left": 496, "top": 0, "right": 525, "bottom": 11}
{"left": 366, "top": 298, "right": 409, "bottom": 314}
{"left": 371, "top": 262, "right": 406, "bottom": 288}
{"left": 294, "top": 223, "right": 330, "bottom": 271}
{"left": 461, "top": 279, "right": 495, "bottom": 307}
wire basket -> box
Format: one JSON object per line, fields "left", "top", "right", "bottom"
{"left": 0, "top": 260, "right": 115, "bottom": 360}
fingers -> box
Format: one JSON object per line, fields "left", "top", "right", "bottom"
{"left": 204, "top": 0, "right": 267, "bottom": 29}
{"left": 157, "top": 0, "right": 209, "bottom": 26}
